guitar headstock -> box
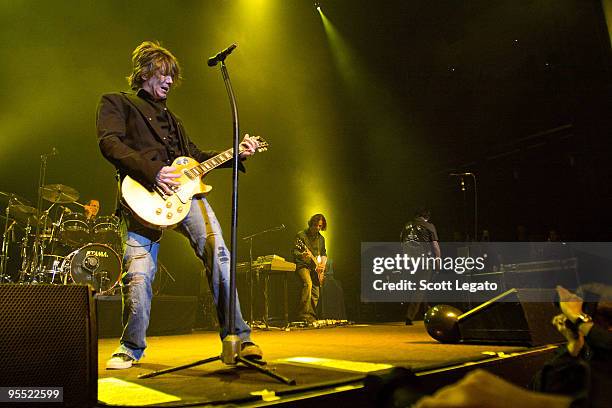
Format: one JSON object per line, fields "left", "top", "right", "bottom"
{"left": 253, "top": 136, "right": 269, "bottom": 153}
{"left": 295, "top": 237, "right": 306, "bottom": 252}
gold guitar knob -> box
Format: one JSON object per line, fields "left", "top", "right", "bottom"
{"left": 166, "top": 201, "right": 172, "bottom": 208}
{"left": 177, "top": 206, "right": 183, "bottom": 213}
{"left": 155, "top": 208, "right": 162, "bottom": 215}
{"left": 166, "top": 212, "right": 173, "bottom": 219}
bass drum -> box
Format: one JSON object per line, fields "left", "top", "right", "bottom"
{"left": 62, "top": 243, "right": 122, "bottom": 294}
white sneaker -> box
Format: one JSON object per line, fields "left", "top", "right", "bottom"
{"left": 105, "top": 354, "right": 134, "bottom": 370}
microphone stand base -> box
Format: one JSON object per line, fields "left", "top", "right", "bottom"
{"left": 221, "top": 334, "right": 241, "bottom": 365}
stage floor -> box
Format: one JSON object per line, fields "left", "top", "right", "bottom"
{"left": 97, "top": 322, "right": 532, "bottom": 407}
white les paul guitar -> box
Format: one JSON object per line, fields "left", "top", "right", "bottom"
{"left": 121, "top": 136, "right": 268, "bottom": 229}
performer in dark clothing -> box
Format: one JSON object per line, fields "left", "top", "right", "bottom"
{"left": 400, "top": 207, "right": 441, "bottom": 324}
{"left": 400, "top": 208, "right": 441, "bottom": 258}
{"left": 292, "top": 214, "right": 328, "bottom": 324}
{"left": 97, "top": 41, "right": 262, "bottom": 369}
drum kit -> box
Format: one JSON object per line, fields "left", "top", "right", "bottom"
{"left": 0, "top": 185, "right": 122, "bottom": 294}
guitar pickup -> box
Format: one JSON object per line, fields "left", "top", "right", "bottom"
{"left": 152, "top": 184, "right": 167, "bottom": 199}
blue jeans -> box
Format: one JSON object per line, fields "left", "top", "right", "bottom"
{"left": 113, "top": 197, "right": 251, "bottom": 360}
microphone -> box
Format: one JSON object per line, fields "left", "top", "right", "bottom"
{"left": 207, "top": 44, "right": 237, "bottom": 67}
{"left": 60, "top": 205, "right": 72, "bottom": 214}
{"left": 449, "top": 172, "right": 473, "bottom": 176}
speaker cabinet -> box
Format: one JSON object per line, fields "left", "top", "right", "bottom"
{"left": 0, "top": 284, "right": 97, "bottom": 407}
{"left": 458, "top": 288, "right": 565, "bottom": 346}
{"left": 320, "top": 276, "right": 347, "bottom": 320}
{"left": 501, "top": 258, "right": 579, "bottom": 290}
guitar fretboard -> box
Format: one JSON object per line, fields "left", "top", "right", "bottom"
{"left": 185, "top": 147, "right": 243, "bottom": 179}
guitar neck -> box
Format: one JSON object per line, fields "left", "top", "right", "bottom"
{"left": 190, "top": 147, "right": 244, "bottom": 178}
{"left": 300, "top": 239, "right": 321, "bottom": 265}
{"left": 187, "top": 136, "right": 269, "bottom": 178}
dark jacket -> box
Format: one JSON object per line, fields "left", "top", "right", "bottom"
{"left": 96, "top": 91, "right": 239, "bottom": 189}
{"left": 292, "top": 229, "right": 327, "bottom": 271}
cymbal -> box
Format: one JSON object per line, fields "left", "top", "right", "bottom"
{"left": 41, "top": 184, "right": 79, "bottom": 204}
{"left": 0, "top": 191, "right": 30, "bottom": 206}
{"left": 0, "top": 215, "right": 25, "bottom": 231}
{"left": 9, "top": 204, "right": 39, "bottom": 224}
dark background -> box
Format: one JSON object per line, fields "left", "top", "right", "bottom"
{"left": 1, "top": 0, "right": 611, "bottom": 319}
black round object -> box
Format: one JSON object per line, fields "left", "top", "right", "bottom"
{"left": 65, "top": 243, "right": 121, "bottom": 294}
{"left": 424, "top": 304, "right": 463, "bottom": 343}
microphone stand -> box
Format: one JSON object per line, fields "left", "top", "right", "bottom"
{"left": 23, "top": 152, "right": 51, "bottom": 282}
{"left": 242, "top": 224, "right": 285, "bottom": 328}
{"left": 451, "top": 172, "right": 479, "bottom": 307}
{"left": 0, "top": 207, "right": 16, "bottom": 281}
{"left": 460, "top": 177, "right": 468, "bottom": 241}
{"left": 139, "top": 57, "right": 294, "bottom": 385}
{"left": 472, "top": 173, "right": 478, "bottom": 241}
{"left": 450, "top": 173, "right": 478, "bottom": 242}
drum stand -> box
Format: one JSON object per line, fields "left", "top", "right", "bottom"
{"left": 17, "top": 222, "right": 32, "bottom": 282}
{"left": 22, "top": 150, "right": 52, "bottom": 283}
{"left": 26, "top": 205, "right": 58, "bottom": 283}
{"left": 26, "top": 150, "right": 71, "bottom": 283}
{"left": 0, "top": 202, "right": 17, "bottom": 282}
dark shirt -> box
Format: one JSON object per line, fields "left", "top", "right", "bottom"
{"left": 137, "top": 89, "right": 182, "bottom": 162}
{"left": 401, "top": 216, "right": 439, "bottom": 257}
{"left": 293, "top": 229, "right": 327, "bottom": 270}
{"left": 400, "top": 216, "right": 439, "bottom": 243}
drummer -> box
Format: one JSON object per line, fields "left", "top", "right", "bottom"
{"left": 83, "top": 199, "right": 100, "bottom": 221}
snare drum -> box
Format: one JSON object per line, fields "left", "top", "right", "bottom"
{"left": 92, "top": 215, "right": 121, "bottom": 248}
{"left": 59, "top": 213, "right": 90, "bottom": 246}
{"left": 62, "top": 243, "right": 122, "bottom": 294}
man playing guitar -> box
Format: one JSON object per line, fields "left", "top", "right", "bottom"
{"left": 292, "top": 214, "right": 328, "bottom": 324}
{"left": 97, "top": 40, "right": 262, "bottom": 369}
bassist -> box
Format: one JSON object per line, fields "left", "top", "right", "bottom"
{"left": 292, "top": 214, "right": 328, "bottom": 325}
